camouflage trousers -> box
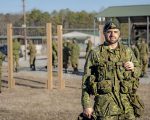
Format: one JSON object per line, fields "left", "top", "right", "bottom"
{"left": 93, "top": 94, "right": 135, "bottom": 120}
{"left": 140, "top": 57, "right": 148, "bottom": 75}
{"left": 13, "top": 55, "right": 19, "bottom": 71}
{"left": 29, "top": 55, "right": 36, "bottom": 66}
{"left": 93, "top": 112, "right": 136, "bottom": 120}
{"left": 93, "top": 113, "right": 136, "bottom": 120}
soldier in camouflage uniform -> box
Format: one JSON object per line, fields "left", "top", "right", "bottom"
{"left": 131, "top": 43, "right": 140, "bottom": 64}
{"left": 13, "top": 39, "right": 21, "bottom": 72}
{"left": 137, "top": 38, "right": 149, "bottom": 77}
{"left": 27, "top": 40, "right": 37, "bottom": 71}
{"left": 0, "top": 51, "right": 5, "bottom": 93}
{"left": 70, "top": 39, "right": 80, "bottom": 74}
{"left": 85, "top": 38, "right": 93, "bottom": 59}
{"left": 63, "top": 40, "right": 71, "bottom": 73}
{"left": 52, "top": 40, "right": 58, "bottom": 68}
{"left": 81, "top": 19, "right": 142, "bottom": 120}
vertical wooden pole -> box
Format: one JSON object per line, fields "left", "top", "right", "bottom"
{"left": 147, "top": 16, "right": 149, "bottom": 44}
{"left": 7, "top": 24, "right": 14, "bottom": 88}
{"left": 46, "top": 23, "right": 53, "bottom": 90}
{"left": 128, "top": 17, "right": 131, "bottom": 47}
{"left": 99, "top": 24, "right": 105, "bottom": 44}
{"left": 57, "top": 25, "right": 65, "bottom": 89}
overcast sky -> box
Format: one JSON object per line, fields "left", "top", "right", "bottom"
{"left": 0, "top": 0, "right": 150, "bottom": 14}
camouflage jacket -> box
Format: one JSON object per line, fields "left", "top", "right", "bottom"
{"left": 82, "top": 42, "right": 141, "bottom": 109}
{"left": 13, "top": 41, "right": 21, "bottom": 55}
{"left": 138, "top": 42, "right": 149, "bottom": 57}
{"left": 27, "top": 44, "right": 37, "bottom": 56}
{"left": 70, "top": 43, "right": 80, "bottom": 63}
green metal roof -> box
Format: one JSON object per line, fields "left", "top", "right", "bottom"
{"left": 97, "top": 4, "right": 150, "bottom": 17}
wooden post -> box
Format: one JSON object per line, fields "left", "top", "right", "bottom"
{"left": 46, "top": 23, "right": 53, "bottom": 90}
{"left": 147, "top": 16, "right": 149, "bottom": 44}
{"left": 57, "top": 25, "right": 65, "bottom": 89}
{"left": 128, "top": 17, "right": 131, "bottom": 47}
{"left": 7, "top": 24, "right": 14, "bottom": 88}
{"left": 99, "top": 24, "right": 105, "bottom": 44}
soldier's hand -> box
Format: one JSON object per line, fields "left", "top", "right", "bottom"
{"left": 124, "top": 61, "right": 134, "bottom": 71}
{"left": 83, "top": 108, "right": 93, "bottom": 119}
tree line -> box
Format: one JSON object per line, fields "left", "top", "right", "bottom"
{"left": 0, "top": 8, "right": 101, "bottom": 35}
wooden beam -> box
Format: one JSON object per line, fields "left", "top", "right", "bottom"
{"left": 147, "top": 16, "right": 149, "bottom": 44}
{"left": 57, "top": 25, "right": 65, "bottom": 89}
{"left": 7, "top": 24, "right": 14, "bottom": 88}
{"left": 128, "top": 17, "right": 131, "bottom": 46}
{"left": 99, "top": 24, "right": 105, "bottom": 44}
{"left": 46, "top": 23, "right": 53, "bottom": 90}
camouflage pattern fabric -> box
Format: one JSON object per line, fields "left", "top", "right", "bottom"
{"left": 70, "top": 40, "right": 80, "bottom": 73}
{"left": 82, "top": 42, "right": 141, "bottom": 120}
{"left": 63, "top": 41, "right": 71, "bottom": 72}
{"left": 137, "top": 40, "right": 149, "bottom": 76}
{"left": 131, "top": 45, "right": 140, "bottom": 64}
{"left": 52, "top": 40, "right": 58, "bottom": 68}
{"left": 13, "top": 39, "right": 21, "bottom": 72}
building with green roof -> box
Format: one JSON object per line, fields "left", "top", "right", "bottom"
{"left": 96, "top": 4, "right": 150, "bottom": 45}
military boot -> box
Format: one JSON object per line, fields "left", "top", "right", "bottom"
{"left": 72, "top": 68, "right": 76, "bottom": 74}
{"left": 30, "top": 65, "right": 32, "bottom": 69}
{"left": 32, "top": 65, "right": 36, "bottom": 71}
{"left": 15, "top": 68, "right": 18, "bottom": 72}
{"left": 75, "top": 68, "right": 79, "bottom": 74}
{"left": 65, "top": 68, "right": 68, "bottom": 73}
{"left": 30, "top": 65, "right": 32, "bottom": 68}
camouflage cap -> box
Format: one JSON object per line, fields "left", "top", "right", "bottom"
{"left": 103, "top": 18, "right": 120, "bottom": 32}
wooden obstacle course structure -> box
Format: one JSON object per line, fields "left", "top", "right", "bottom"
{"left": 6, "top": 23, "right": 65, "bottom": 90}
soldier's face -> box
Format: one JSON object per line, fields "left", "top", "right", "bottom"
{"left": 104, "top": 28, "right": 120, "bottom": 45}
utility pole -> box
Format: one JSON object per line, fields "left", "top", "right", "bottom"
{"left": 22, "top": 0, "right": 27, "bottom": 60}
{"left": 93, "top": 17, "right": 96, "bottom": 46}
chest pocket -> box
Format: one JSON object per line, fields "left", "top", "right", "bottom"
{"left": 91, "top": 63, "right": 106, "bottom": 82}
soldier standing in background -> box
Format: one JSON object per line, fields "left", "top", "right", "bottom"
{"left": 63, "top": 40, "right": 71, "bottom": 73}
{"left": 70, "top": 39, "right": 80, "bottom": 74}
{"left": 85, "top": 38, "right": 93, "bottom": 59}
{"left": 27, "top": 40, "right": 37, "bottom": 71}
{"left": 0, "top": 51, "right": 5, "bottom": 93}
{"left": 131, "top": 43, "right": 140, "bottom": 64}
{"left": 81, "top": 19, "right": 143, "bottom": 120}
{"left": 13, "top": 39, "right": 21, "bottom": 72}
{"left": 137, "top": 38, "right": 149, "bottom": 77}
{"left": 52, "top": 40, "right": 58, "bottom": 68}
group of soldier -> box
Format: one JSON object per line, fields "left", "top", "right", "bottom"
{"left": 63, "top": 38, "right": 80, "bottom": 74}
{"left": 0, "top": 36, "right": 82, "bottom": 92}
{"left": 47, "top": 38, "right": 80, "bottom": 74}
{"left": 0, "top": 39, "right": 37, "bottom": 93}
{"left": 12, "top": 39, "right": 37, "bottom": 72}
